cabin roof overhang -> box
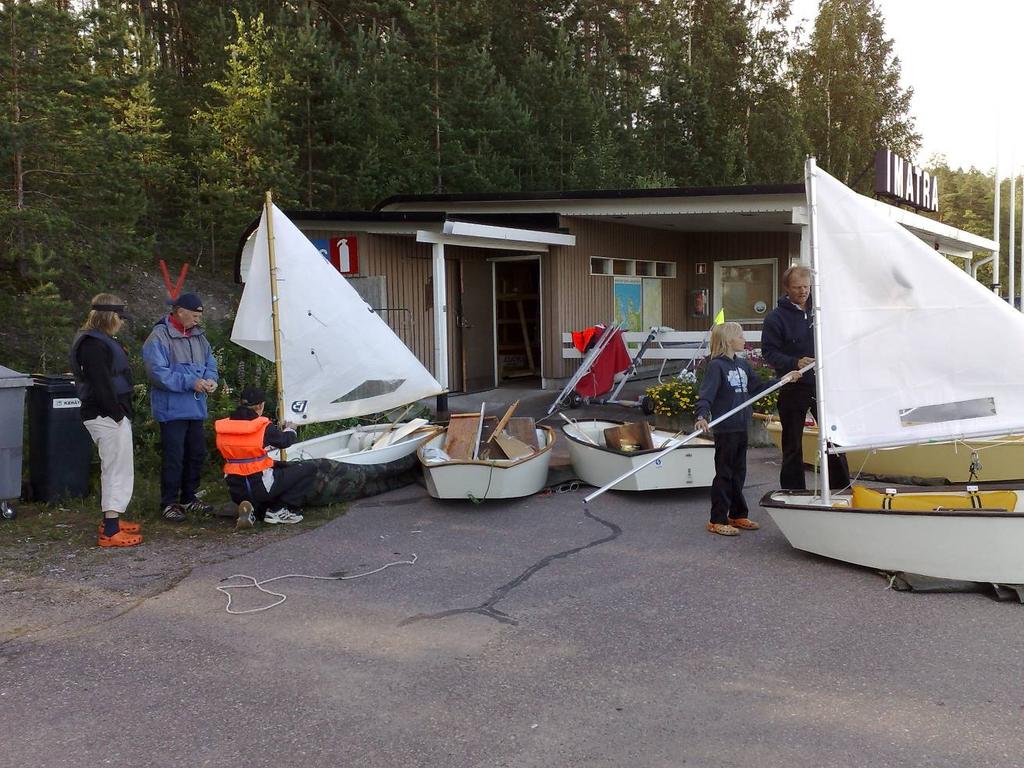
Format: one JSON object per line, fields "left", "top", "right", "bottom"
{"left": 378, "top": 184, "right": 808, "bottom": 236}
{"left": 236, "top": 183, "right": 996, "bottom": 281}
{"left": 377, "top": 183, "right": 995, "bottom": 259}
{"left": 235, "top": 209, "right": 571, "bottom": 282}
{"left": 860, "top": 197, "right": 996, "bottom": 258}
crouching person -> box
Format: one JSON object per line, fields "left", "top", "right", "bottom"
{"left": 215, "top": 387, "right": 316, "bottom": 528}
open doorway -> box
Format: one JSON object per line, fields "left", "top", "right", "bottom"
{"left": 494, "top": 257, "right": 542, "bottom": 387}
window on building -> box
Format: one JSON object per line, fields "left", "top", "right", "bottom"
{"left": 713, "top": 259, "right": 777, "bottom": 323}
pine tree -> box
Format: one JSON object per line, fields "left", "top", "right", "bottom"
{"left": 189, "top": 12, "right": 301, "bottom": 263}
{"left": 794, "top": 0, "right": 920, "bottom": 189}
{"left": 742, "top": 0, "right": 806, "bottom": 183}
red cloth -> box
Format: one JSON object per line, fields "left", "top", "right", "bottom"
{"left": 571, "top": 326, "right": 601, "bottom": 353}
{"left": 575, "top": 330, "right": 630, "bottom": 398}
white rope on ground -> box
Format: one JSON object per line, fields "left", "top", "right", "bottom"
{"left": 216, "top": 553, "right": 418, "bottom": 615}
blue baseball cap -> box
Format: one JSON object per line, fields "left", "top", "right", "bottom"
{"left": 169, "top": 292, "right": 203, "bottom": 311}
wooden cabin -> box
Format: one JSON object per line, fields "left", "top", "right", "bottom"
{"left": 237, "top": 184, "right": 994, "bottom": 394}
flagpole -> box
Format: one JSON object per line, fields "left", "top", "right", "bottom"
{"left": 805, "top": 157, "right": 831, "bottom": 505}
{"left": 993, "top": 137, "right": 1001, "bottom": 294}
{"left": 265, "top": 191, "right": 287, "bottom": 457}
{"left": 684, "top": 308, "right": 725, "bottom": 375}
{"left": 1015, "top": 158, "right": 1024, "bottom": 309}
{"left": 1010, "top": 147, "right": 1016, "bottom": 306}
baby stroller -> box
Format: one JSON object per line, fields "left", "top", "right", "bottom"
{"left": 548, "top": 323, "right": 663, "bottom": 413}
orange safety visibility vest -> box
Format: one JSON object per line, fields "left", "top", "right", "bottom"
{"left": 571, "top": 326, "right": 601, "bottom": 353}
{"left": 215, "top": 416, "right": 274, "bottom": 476}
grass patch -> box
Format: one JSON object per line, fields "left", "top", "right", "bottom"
{"left": 1, "top": 477, "right": 350, "bottom": 579}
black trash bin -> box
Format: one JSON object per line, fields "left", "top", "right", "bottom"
{"left": 28, "top": 375, "right": 93, "bottom": 504}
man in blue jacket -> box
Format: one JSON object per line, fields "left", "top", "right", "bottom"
{"left": 142, "top": 292, "right": 219, "bottom": 521}
{"left": 761, "top": 266, "right": 849, "bottom": 490}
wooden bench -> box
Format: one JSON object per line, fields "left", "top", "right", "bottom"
{"left": 560, "top": 329, "right": 762, "bottom": 362}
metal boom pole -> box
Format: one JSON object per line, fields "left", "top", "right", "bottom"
{"left": 805, "top": 157, "right": 832, "bottom": 505}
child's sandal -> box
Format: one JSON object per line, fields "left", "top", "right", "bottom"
{"left": 706, "top": 522, "right": 739, "bottom": 536}
{"left": 727, "top": 517, "right": 760, "bottom": 530}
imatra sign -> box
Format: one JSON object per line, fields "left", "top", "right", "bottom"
{"left": 874, "top": 148, "right": 938, "bottom": 213}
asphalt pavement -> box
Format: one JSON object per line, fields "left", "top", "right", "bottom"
{"left": 3, "top": 383, "right": 1024, "bottom": 768}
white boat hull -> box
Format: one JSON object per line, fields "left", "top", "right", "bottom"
{"left": 762, "top": 490, "right": 1024, "bottom": 583}
{"left": 561, "top": 420, "right": 715, "bottom": 491}
{"left": 418, "top": 427, "right": 555, "bottom": 500}
{"left": 269, "top": 423, "right": 438, "bottom": 465}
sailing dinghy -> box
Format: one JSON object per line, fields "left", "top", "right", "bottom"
{"left": 761, "top": 159, "right": 1024, "bottom": 585}
{"left": 232, "top": 199, "right": 442, "bottom": 471}
{"left": 561, "top": 418, "right": 714, "bottom": 492}
{"left": 763, "top": 419, "right": 1024, "bottom": 484}
{"left": 418, "top": 404, "right": 555, "bottom": 500}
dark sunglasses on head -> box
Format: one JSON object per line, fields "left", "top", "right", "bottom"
{"left": 92, "top": 303, "right": 131, "bottom": 320}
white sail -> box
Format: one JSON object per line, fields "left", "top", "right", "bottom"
{"left": 232, "top": 204, "right": 442, "bottom": 424}
{"left": 812, "top": 165, "right": 1024, "bottom": 450}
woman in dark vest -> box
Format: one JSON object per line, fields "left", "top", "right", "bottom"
{"left": 71, "top": 294, "right": 141, "bottom": 547}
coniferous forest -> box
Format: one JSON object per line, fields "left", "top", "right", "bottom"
{"left": 0, "top": 0, "right": 1009, "bottom": 372}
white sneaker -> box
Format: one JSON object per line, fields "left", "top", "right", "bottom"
{"left": 264, "top": 508, "right": 304, "bottom": 525}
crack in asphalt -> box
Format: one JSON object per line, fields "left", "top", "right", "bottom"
{"left": 399, "top": 508, "right": 622, "bottom": 627}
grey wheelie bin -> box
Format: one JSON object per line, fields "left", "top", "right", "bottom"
{"left": 28, "top": 375, "right": 93, "bottom": 504}
{"left": 0, "top": 365, "right": 34, "bottom": 519}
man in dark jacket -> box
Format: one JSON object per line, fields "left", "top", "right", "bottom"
{"left": 761, "top": 265, "right": 850, "bottom": 490}
{"left": 215, "top": 387, "right": 316, "bottom": 527}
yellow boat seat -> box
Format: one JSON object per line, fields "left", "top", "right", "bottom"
{"left": 850, "top": 485, "right": 1017, "bottom": 512}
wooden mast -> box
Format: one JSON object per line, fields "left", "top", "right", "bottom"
{"left": 265, "top": 190, "right": 287, "bottom": 457}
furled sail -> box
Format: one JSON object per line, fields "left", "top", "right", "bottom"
{"left": 811, "top": 164, "right": 1024, "bottom": 450}
{"left": 232, "top": 204, "right": 442, "bottom": 423}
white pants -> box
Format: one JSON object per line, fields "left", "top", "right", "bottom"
{"left": 83, "top": 416, "right": 135, "bottom": 514}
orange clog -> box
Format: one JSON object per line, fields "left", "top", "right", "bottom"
{"left": 97, "top": 520, "right": 142, "bottom": 535}
{"left": 98, "top": 530, "right": 143, "bottom": 547}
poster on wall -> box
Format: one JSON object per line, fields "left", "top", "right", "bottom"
{"left": 642, "top": 278, "right": 662, "bottom": 330}
{"left": 613, "top": 277, "right": 643, "bottom": 331}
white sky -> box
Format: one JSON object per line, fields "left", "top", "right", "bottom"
{"left": 789, "top": 0, "right": 1020, "bottom": 175}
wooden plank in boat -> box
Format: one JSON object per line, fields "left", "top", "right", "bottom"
{"left": 476, "top": 417, "right": 500, "bottom": 460}
{"left": 506, "top": 417, "right": 539, "bottom": 449}
{"left": 368, "top": 404, "right": 415, "bottom": 449}
{"left": 372, "top": 417, "right": 430, "bottom": 449}
{"left": 494, "top": 431, "right": 534, "bottom": 460}
{"left": 444, "top": 413, "right": 481, "bottom": 460}
{"left": 604, "top": 422, "right": 653, "bottom": 452}
{"left": 487, "top": 401, "right": 520, "bottom": 443}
